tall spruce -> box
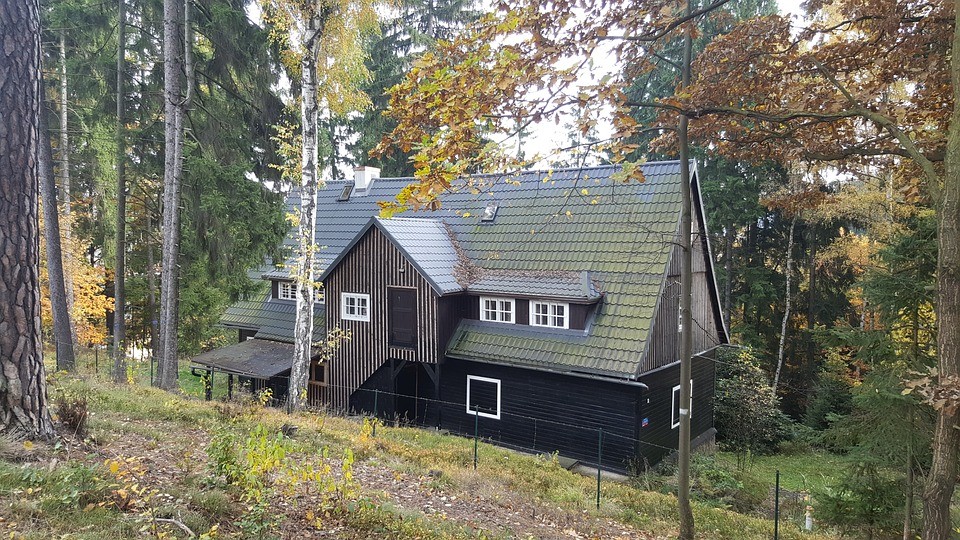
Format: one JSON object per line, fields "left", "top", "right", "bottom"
{"left": 39, "top": 92, "right": 76, "bottom": 371}
{"left": 157, "top": 0, "right": 184, "bottom": 390}
{"left": 113, "top": 0, "right": 127, "bottom": 383}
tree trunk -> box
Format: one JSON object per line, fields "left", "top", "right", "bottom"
{"left": 677, "top": 3, "right": 695, "bottom": 537}
{"left": 289, "top": 18, "right": 323, "bottom": 412}
{"left": 147, "top": 209, "right": 158, "bottom": 367}
{"left": 39, "top": 92, "right": 76, "bottom": 371}
{"left": 805, "top": 225, "right": 817, "bottom": 385}
{"left": 921, "top": 6, "right": 960, "bottom": 538}
{"left": 0, "top": 0, "right": 56, "bottom": 439}
{"left": 157, "top": 0, "right": 184, "bottom": 390}
{"left": 112, "top": 0, "right": 127, "bottom": 383}
{"left": 773, "top": 213, "right": 797, "bottom": 392}
{"left": 722, "top": 226, "right": 732, "bottom": 330}
{"left": 59, "top": 31, "right": 76, "bottom": 331}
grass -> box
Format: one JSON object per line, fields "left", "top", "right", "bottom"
{"left": 10, "top": 360, "right": 850, "bottom": 539}
{"left": 715, "top": 450, "right": 847, "bottom": 494}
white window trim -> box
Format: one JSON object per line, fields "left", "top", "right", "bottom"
{"left": 340, "top": 292, "right": 370, "bottom": 322}
{"left": 277, "top": 280, "right": 297, "bottom": 301}
{"left": 671, "top": 380, "right": 694, "bottom": 429}
{"left": 465, "top": 375, "right": 501, "bottom": 420}
{"left": 479, "top": 296, "right": 515, "bottom": 324}
{"left": 529, "top": 300, "right": 569, "bottom": 329}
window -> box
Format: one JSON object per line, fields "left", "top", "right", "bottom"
{"left": 388, "top": 288, "right": 417, "bottom": 347}
{"left": 671, "top": 380, "right": 694, "bottom": 429}
{"left": 341, "top": 293, "right": 370, "bottom": 321}
{"left": 277, "top": 280, "right": 296, "bottom": 301}
{"left": 529, "top": 301, "right": 569, "bottom": 329}
{"left": 466, "top": 375, "right": 501, "bottom": 419}
{"left": 480, "top": 297, "right": 514, "bottom": 323}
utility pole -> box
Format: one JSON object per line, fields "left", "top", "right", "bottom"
{"left": 677, "top": 0, "right": 695, "bottom": 537}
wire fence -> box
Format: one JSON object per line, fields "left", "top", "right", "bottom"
{"left": 48, "top": 339, "right": 812, "bottom": 528}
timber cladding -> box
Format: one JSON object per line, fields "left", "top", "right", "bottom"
{"left": 324, "top": 226, "right": 440, "bottom": 410}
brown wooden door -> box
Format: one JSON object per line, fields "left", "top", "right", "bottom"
{"left": 388, "top": 288, "right": 417, "bottom": 347}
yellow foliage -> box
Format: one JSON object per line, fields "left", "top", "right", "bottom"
{"left": 39, "top": 207, "right": 113, "bottom": 345}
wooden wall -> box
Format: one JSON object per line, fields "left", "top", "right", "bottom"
{"left": 440, "top": 359, "right": 643, "bottom": 472}
{"left": 635, "top": 353, "right": 716, "bottom": 466}
{"left": 642, "top": 197, "right": 723, "bottom": 373}
{"left": 323, "top": 227, "right": 441, "bottom": 409}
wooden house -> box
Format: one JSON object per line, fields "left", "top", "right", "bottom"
{"left": 193, "top": 161, "right": 728, "bottom": 471}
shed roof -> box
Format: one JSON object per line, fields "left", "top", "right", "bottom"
{"left": 191, "top": 339, "right": 293, "bottom": 379}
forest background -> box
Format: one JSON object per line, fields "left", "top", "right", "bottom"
{"left": 26, "top": 0, "right": 954, "bottom": 536}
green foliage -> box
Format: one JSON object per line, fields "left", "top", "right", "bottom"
{"left": 803, "top": 365, "right": 853, "bottom": 431}
{"left": 714, "top": 347, "right": 789, "bottom": 461}
{"left": 815, "top": 463, "right": 903, "bottom": 538}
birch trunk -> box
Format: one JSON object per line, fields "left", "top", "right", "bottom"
{"left": 59, "top": 31, "right": 76, "bottom": 330}
{"left": 112, "top": 0, "right": 127, "bottom": 383}
{"left": 289, "top": 18, "right": 323, "bottom": 412}
{"left": 0, "top": 0, "right": 56, "bottom": 439}
{"left": 722, "top": 227, "right": 732, "bottom": 330}
{"left": 772, "top": 213, "right": 797, "bottom": 392}
{"left": 157, "top": 0, "right": 184, "bottom": 390}
{"left": 39, "top": 90, "right": 76, "bottom": 371}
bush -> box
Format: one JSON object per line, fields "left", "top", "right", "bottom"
{"left": 691, "top": 454, "right": 768, "bottom": 513}
{"left": 55, "top": 393, "right": 89, "bottom": 438}
{"left": 815, "top": 463, "right": 903, "bottom": 538}
{"left": 714, "top": 347, "right": 790, "bottom": 462}
{"left": 803, "top": 375, "right": 853, "bottom": 431}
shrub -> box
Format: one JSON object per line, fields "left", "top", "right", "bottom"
{"left": 55, "top": 393, "right": 89, "bottom": 438}
{"left": 815, "top": 463, "right": 903, "bottom": 538}
{"left": 714, "top": 347, "right": 789, "bottom": 464}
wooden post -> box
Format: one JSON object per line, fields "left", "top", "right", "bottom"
{"left": 204, "top": 369, "right": 212, "bottom": 401}
{"left": 227, "top": 374, "right": 233, "bottom": 399}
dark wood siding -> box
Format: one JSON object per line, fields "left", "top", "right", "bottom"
{"left": 324, "top": 227, "right": 441, "bottom": 409}
{"left": 440, "top": 359, "right": 643, "bottom": 472}
{"left": 642, "top": 203, "right": 723, "bottom": 372}
{"left": 437, "top": 295, "right": 471, "bottom": 352}
{"left": 636, "top": 354, "right": 716, "bottom": 466}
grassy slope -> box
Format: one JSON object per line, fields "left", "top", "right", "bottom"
{"left": 1, "top": 362, "right": 842, "bottom": 540}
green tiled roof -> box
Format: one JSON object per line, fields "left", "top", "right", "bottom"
{"left": 221, "top": 292, "right": 326, "bottom": 344}
{"left": 235, "top": 161, "right": 692, "bottom": 377}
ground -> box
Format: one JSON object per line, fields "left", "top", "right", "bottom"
{"left": 0, "top": 356, "right": 841, "bottom": 539}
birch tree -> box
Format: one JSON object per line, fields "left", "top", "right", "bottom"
{"left": 261, "top": 0, "right": 376, "bottom": 411}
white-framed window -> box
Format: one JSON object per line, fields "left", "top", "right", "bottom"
{"left": 341, "top": 292, "right": 370, "bottom": 322}
{"left": 529, "top": 301, "right": 569, "bottom": 329}
{"left": 277, "top": 280, "right": 297, "bottom": 301}
{"left": 671, "top": 380, "right": 694, "bottom": 429}
{"left": 480, "top": 296, "right": 514, "bottom": 323}
{"left": 466, "top": 375, "right": 501, "bottom": 419}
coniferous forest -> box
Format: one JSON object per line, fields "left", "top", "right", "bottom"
{"left": 0, "top": 0, "right": 957, "bottom": 537}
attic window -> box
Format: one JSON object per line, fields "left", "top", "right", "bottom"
{"left": 529, "top": 301, "right": 568, "bottom": 329}
{"left": 277, "top": 280, "right": 296, "bottom": 301}
{"left": 480, "top": 202, "right": 499, "bottom": 222}
{"left": 480, "top": 297, "right": 514, "bottom": 323}
{"left": 337, "top": 184, "right": 353, "bottom": 201}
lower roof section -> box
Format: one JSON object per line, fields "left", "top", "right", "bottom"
{"left": 191, "top": 338, "right": 293, "bottom": 379}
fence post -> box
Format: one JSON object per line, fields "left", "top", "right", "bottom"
{"left": 596, "top": 428, "right": 603, "bottom": 510}
{"left": 94, "top": 346, "right": 98, "bottom": 374}
{"left": 774, "top": 469, "right": 780, "bottom": 540}
{"left": 473, "top": 410, "right": 479, "bottom": 470}
{"left": 373, "top": 389, "right": 378, "bottom": 437}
